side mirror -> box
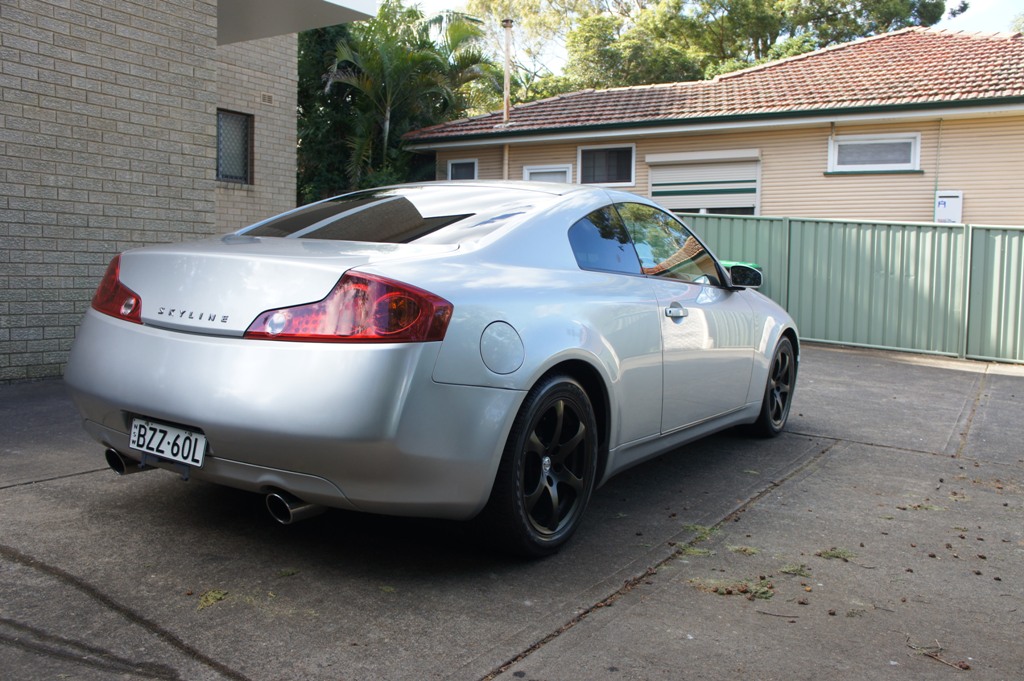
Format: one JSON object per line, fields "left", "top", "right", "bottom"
{"left": 728, "top": 264, "right": 762, "bottom": 289}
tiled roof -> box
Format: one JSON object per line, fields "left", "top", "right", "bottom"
{"left": 406, "top": 28, "right": 1024, "bottom": 143}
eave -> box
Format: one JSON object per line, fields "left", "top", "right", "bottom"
{"left": 407, "top": 97, "right": 1024, "bottom": 151}
{"left": 218, "top": 0, "right": 376, "bottom": 45}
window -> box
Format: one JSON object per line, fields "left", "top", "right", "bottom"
{"left": 567, "top": 207, "right": 641, "bottom": 275}
{"left": 828, "top": 133, "right": 920, "bottom": 173}
{"left": 524, "top": 165, "right": 572, "bottom": 183}
{"left": 448, "top": 159, "right": 477, "bottom": 180}
{"left": 616, "top": 203, "right": 720, "bottom": 286}
{"left": 579, "top": 145, "right": 634, "bottom": 185}
{"left": 217, "top": 110, "right": 253, "bottom": 183}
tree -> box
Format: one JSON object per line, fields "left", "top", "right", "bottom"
{"left": 783, "top": 0, "right": 950, "bottom": 48}
{"left": 299, "top": 0, "right": 490, "bottom": 195}
{"left": 462, "top": 0, "right": 666, "bottom": 104}
{"left": 561, "top": 11, "right": 700, "bottom": 89}
{"left": 297, "top": 25, "right": 358, "bottom": 203}
{"left": 556, "top": 0, "right": 969, "bottom": 85}
{"left": 325, "top": 1, "right": 446, "bottom": 187}
{"left": 427, "top": 11, "right": 493, "bottom": 114}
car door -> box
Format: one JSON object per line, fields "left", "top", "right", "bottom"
{"left": 616, "top": 202, "right": 757, "bottom": 433}
{"left": 565, "top": 205, "right": 664, "bottom": 446}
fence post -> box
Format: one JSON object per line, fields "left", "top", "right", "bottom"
{"left": 959, "top": 222, "right": 973, "bottom": 360}
{"left": 782, "top": 216, "right": 791, "bottom": 310}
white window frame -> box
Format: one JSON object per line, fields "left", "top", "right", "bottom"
{"left": 577, "top": 143, "right": 636, "bottom": 187}
{"left": 447, "top": 158, "right": 478, "bottom": 180}
{"left": 828, "top": 133, "right": 921, "bottom": 172}
{"left": 523, "top": 164, "right": 573, "bottom": 183}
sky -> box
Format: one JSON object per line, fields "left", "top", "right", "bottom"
{"left": 936, "top": 0, "right": 1022, "bottom": 33}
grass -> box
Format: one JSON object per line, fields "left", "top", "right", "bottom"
{"left": 677, "top": 546, "right": 714, "bottom": 557}
{"left": 780, "top": 563, "right": 812, "bottom": 577}
{"left": 689, "top": 577, "right": 775, "bottom": 600}
{"left": 728, "top": 545, "right": 760, "bottom": 556}
{"left": 815, "top": 547, "right": 856, "bottom": 561}
{"left": 682, "top": 524, "right": 717, "bottom": 543}
{"left": 197, "top": 589, "right": 228, "bottom": 611}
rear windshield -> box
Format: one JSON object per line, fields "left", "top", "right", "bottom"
{"left": 241, "top": 185, "right": 549, "bottom": 244}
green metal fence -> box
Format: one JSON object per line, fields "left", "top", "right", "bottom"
{"left": 688, "top": 214, "right": 1024, "bottom": 364}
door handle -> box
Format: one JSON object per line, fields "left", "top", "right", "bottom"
{"left": 664, "top": 306, "right": 688, "bottom": 319}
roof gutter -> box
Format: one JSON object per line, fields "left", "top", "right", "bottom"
{"left": 406, "top": 97, "right": 1024, "bottom": 150}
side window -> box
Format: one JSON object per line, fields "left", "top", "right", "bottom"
{"left": 217, "top": 109, "right": 253, "bottom": 184}
{"left": 567, "top": 206, "right": 642, "bottom": 275}
{"left": 579, "top": 145, "right": 634, "bottom": 185}
{"left": 828, "top": 133, "right": 920, "bottom": 172}
{"left": 524, "top": 164, "right": 572, "bottom": 183}
{"left": 616, "top": 203, "right": 721, "bottom": 286}
{"left": 448, "top": 159, "right": 477, "bottom": 180}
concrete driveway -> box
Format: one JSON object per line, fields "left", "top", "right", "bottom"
{"left": 1, "top": 344, "right": 1022, "bottom": 680}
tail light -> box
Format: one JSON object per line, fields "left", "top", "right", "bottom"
{"left": 244, "top": 273, "right": 453, "bottom": 343}
{"left": 92, "top": 255, "right": 142, "bottom": 324}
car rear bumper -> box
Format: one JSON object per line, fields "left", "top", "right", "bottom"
{"left": 65, "top": 311, "right": 524, "bottom": 519}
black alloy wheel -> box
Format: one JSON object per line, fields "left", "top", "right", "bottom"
{"left": 480, "top": 375, "right": 598, "bottom": 557}
{"left": 753, "top": 337, "right": 796, "bottom": 437}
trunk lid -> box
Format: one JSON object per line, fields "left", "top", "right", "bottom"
{"left": 118, "top": 236, "right": 457, "bottom": 336}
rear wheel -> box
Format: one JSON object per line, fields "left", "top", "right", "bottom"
{"left": 752, "top": 337, "right": 796, "bottom": 437}
{"left": 479, "top": 375, "right": 598, "bottom": 557}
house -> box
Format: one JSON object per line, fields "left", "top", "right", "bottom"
{"left": 406, "top": 28, "right": 1024, "bottom": 227}
{"left": 0, "top": 0, "right": 374, "bottom": 382}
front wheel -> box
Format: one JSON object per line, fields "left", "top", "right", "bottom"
{"left": 751, "top": 337, "right": 796, "bottom": 438}
{"left": 478, "top": 375, "right": 598, "bottom": 557}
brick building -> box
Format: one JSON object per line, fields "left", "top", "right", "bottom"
{"left": 0, "top": 0, "right": 373, "bottom": 382}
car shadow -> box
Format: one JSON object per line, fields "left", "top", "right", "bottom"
{"left": 119, "top": 426, "right": 824, "bottom": 581}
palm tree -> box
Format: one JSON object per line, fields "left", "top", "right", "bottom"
{"left": 423, "top": 10, "right": 492, "bottom": 114}
{"left": 324, "top": 0, "right": 491, "bottom": 187}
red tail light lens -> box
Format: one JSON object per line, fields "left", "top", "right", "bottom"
{"left": 92, "top": 255, "right": 142, "bottom": 324}
{"left": 244, "top": 273, "right": 453, "bottom": 343}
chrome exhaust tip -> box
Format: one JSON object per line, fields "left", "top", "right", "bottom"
{"left": 265, "top": 491, "right": 326, "bottom": 525}
{"left": 105, "top": 448, "right": 151, "bottom": 475}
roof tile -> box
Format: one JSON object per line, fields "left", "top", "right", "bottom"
{"left": 406, "top": 28, "right": 1024, "bottom": 142}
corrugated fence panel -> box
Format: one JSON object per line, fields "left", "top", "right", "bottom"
{"left": 968, "top": 226, "right": 1024, "bottom": 363}
{"left": 687, "top": 214, "right": 789, "bottom": 307}
{"left": 787, "top": 219, "right": 965, "bottom": 356}
{"left": 682, "top": 213, "right": 1023, "bottom": 363}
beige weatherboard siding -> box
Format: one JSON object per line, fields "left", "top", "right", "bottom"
{"left": 433, "top": 113, "right": 1024, "bottom": 226}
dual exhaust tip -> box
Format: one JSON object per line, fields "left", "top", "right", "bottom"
{"left": 105, "top": 447, "right": 149, "bottom": 475}
{"left": 104, "top": 448, "right": 326, "bottom": 525}
{"left": 265, "top": 490, "right": 326, "bottom": 525}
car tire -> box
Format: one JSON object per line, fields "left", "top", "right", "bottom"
{"left": 478, "top": 375, "right": 598, "bottom": 557}
{"left": 751, "top": 336, "right": 796, "bottom": 438}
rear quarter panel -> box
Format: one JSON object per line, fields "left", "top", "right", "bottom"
{"left": 364, "top": 190, "right": 667, "bottom": 451}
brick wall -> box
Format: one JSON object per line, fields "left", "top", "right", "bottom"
{"left": 216, "top": 36, "right": 298, "bottom": 232}
{"left": 0, "top": 0, "right": 218, "bottom": 381}
{"left": 0, "top": 2, "right": 299, "bottom": 382}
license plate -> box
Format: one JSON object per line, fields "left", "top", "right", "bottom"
{"left": 129, "top": 418, "right": 207, "bottom": 468}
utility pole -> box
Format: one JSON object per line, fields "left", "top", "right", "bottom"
{"left": 502, "top": 18, "right": 513, "bottom": 124}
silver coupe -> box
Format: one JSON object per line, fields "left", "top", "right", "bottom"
{"left": 65, "top": 182, "right": 798, "bottom": 556}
